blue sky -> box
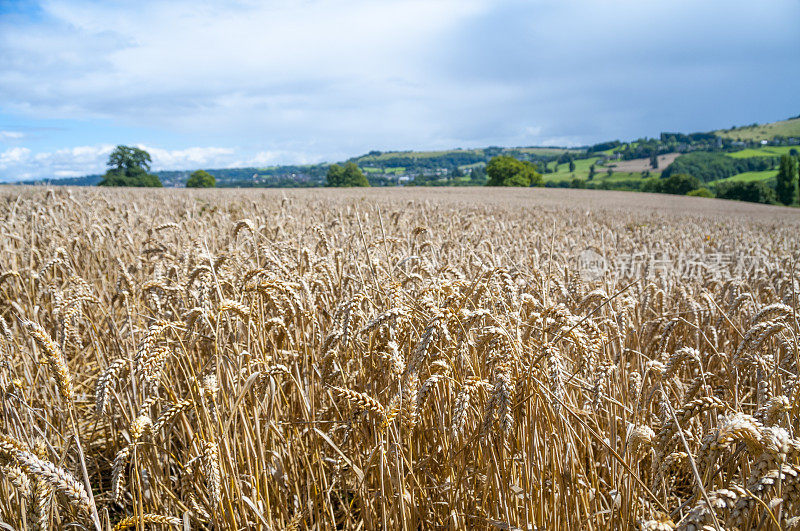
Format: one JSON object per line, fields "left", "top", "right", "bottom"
{"left": 0, "top": 0, "right": 798, "bottom": 181}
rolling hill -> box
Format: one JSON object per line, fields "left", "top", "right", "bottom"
{"left": 8, "top": 115, "right": 799, "bottom": 190}
{"left": 715, "top": 116, "right": 800, "bottom": 141}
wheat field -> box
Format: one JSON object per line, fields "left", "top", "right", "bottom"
{"left": 0, "top": 186, "right": 799, "bottom": 530}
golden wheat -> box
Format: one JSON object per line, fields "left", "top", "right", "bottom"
{"left": 0, "top": 186, "right": 799, "bottom": 529}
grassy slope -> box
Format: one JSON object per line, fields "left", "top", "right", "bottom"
{"left": 726, "top": 146, "right": 796, "bottom": 158}
{"left": 709, "top": 170, "right": 777, "bottom": 185}
{"left": 355, "top": 146, "right": 580, "bottom": 164}
{"left": 715, "top": 117, "right": 800, "bottom": 141}
{"left": 353, "top": 126, "right": 795, "bottom": 184}
{"left": 516, "top": 147, "right": 582, "bottom": 156}
{"left": 542, "top": 156, "right": 654, "bottom": 185}
{"left": 363, "top": 166, "right": 405, "bottom": 174}
{"left": 359, "top": 118, "right": 796, "bottom": 186}
{"left": 653, "top": 141, "right": 790, "bottom": 185}
{"left": 358, "top": 149, "right": 482, "bottom": 162}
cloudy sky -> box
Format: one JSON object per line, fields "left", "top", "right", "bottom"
{"left": 0, "top": 0, "right": 798, "bottom": 181}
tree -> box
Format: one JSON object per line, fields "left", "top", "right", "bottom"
{"left": 663, "top": 152, "right": 776, "bottom": 182}
{"left": 650, "top": 151, "right": 659, "bottom": 169}
{"left": 588, "top": 164, "right": 596, "bottom": 180}
{"left": 326, "top": 162, "right": 369, "bottom": 187}
{"left": 469, "top": 166, "right": 487, "bottom": 184}
{"left": 568, "top": 159, "right": 576, "bottom": 172}
{"left": 775, "top": 154, "right": 798, "bottom": 205}
{"left": 186, "top": 170, "right": 216, "bottom": 188}
{"left": 485, "top": 155, "right": 543, "bottom": 187}
{"left": 569, "top": 177, "right": 585, "bottom": 189}
{"left": 341, "top": 161, "right": 369, "bottom": 187}
{"left": 99, "top": 145, "right": 162, "bottom": 187}
{"left": 108, "top": 145, "right": 152, "bottom": 173}
{"left": 326, "top": 164, "right": 344, "bottom": 187}
{"left": 641, "top": 173, "right": 700, "bottom": 195}
{"left": 659, "top": 173, "right": 700, "bottom": 195}
{"left": 687, "top": 188, "right": 714, "bottom": 198}
{"left": 714, "top": 181, "right": 776, "bottom": 204}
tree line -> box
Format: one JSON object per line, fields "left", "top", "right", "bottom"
{"left": 99, "top": 146, "right": 216, "bottom": 188}
{"left": 93, "top": 144, "right": 800, "bottom": 207}
{"left": 661, "top": 152, "right": 779, "bottom": 182}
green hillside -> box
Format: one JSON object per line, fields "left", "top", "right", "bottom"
{"left": 354, "top": 147, "right": 580, "bottom": 163}
{"left": 12, "top": 115, "right": 799, "bottom": 199}
{"left": 709, "top": 170, "right": 777, "bottom": 185}
{"left": 715, "top": 117, "right": 800, "bottom": 141}
{"left": 726, "top": 146, "right": 797, "bottom": 158}
{"left": 356, "top": 149, "right": 483, "bottom": 162}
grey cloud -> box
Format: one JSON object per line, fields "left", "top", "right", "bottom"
{"left": 0, "top": 0, "right": 797, "bottom": 179}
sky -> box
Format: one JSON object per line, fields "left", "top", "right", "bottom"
{"left": 0, "top": 0, "right": 798, "bottom": 181}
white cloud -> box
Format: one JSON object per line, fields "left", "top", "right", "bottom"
{"left": 0, "top": 0, "right": 489, "bottom": 130}
{"left": 138, "top": 145, "right": 236, "bottom": 169}
{"left": 237, "top": 150, "right": 322, "bottom": 168}
{"left": 0, "top": 0, "right": 797, "bottom": 179}
{"left": 0, "top": 147, "right": 31, "bottom": 166}
{"left": 54, "top": 170, "right": 84, "bottom": 178}
{"left": 0, "top": 144, "right": 245, "bottom": 181}
{"left": 0, "top": 144, "right": 113, "bottom": 181}
{"left": 0, "top": 131, "right": 25, "bottom": 141}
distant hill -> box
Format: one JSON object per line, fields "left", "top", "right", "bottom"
{"left": 21, "top": 174, "right": 104, "bottom": 186}
{"left": 715, "top": 116, "right": 800, "bottom": 142}
{"left": 153, "top": 164, "right": 329, "bottom": 188}
{"left": 7, "top": 115, "right": 799, "bottom": 189}
{"left": 352, "top": 146, "right": 578, "bottom": 164}
{"left": 13, "top": 146, "right": 582, "bottom": 187}
{"left": 347, "top": 146, "right": 582, "bottom": 185}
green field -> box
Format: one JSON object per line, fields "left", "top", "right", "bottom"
{"left": 355, "top": 146, "right": 580, "bottom": 164}
{"left": 515, "top": 147, "right": 582, "bottom": 156}
{"left": 541, "top": 156, "right": 654, "bottom": 185}
{"left": 363, "top": 166, "right": 405, "bottom": 174}
{"left": 594, "top": 147, "right": 620, "bottom": 157}
{"left": 726, "top": 146, "right": 797, "bottom": 158}
{"left": 710, "top": 170, "right": 777, "bottom": 185}
{"left": 716, "top": 117, "right": 800, "bottom": 141}
{"left": 545, "top": 173, "right": 646, "bottom": 186}
{"left": 357, "top": 149, "right": 484, "bottom": 162}
{"left": 544, "top": 156, "right": 600, "bottom": 182}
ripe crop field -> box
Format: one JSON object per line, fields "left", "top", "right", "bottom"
{"left": 1, "top": 186, "right": 800, "bottom": 530}
{"left": 603, "top": 154, "right": 680, "bottom": 174}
